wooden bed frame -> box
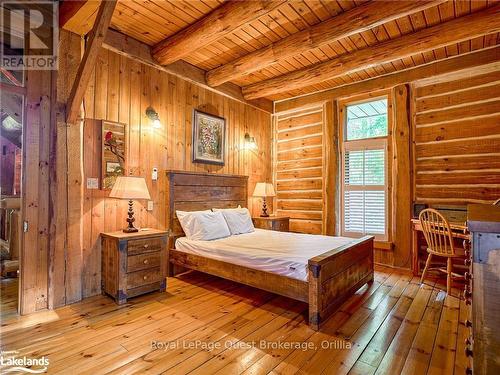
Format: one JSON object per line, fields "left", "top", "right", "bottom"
{"left": 166, "top": 171, "right": 374, "bottom": 330}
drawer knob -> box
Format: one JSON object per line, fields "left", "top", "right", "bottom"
{"left": 465, "top": 337, "right": 472, "bottom": 346}
{"left": 464, "top": 272, "right": 472, "bottom": 281}
{"left": 143, "top": 275, "right": 148, "bottom": 280}
{"left": 463, "top": 289, "right": 472, "bottom": 299}
{"left": 465, "top": 346, "right": 473, "bottom": 357}
{"left": 144, "top": 244, "right": 149, "bottom": 249}
{"left": 465, "top": 298, "right": 472, "bottom": 306}
{"left": 464, "top": 258, "right": 472, "bottom": 267}
{"left": 143, "top": 259, "right": 149, "bottom": 265}
{"left": 465, "top": 319, "right": 472, "bottom": 328}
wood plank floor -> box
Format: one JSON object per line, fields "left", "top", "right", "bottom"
{"left": 0, "top": 277, "right": 18, "bottom": 320}
{"left": 0, "top": 267, "right": 468, "bottom": 374}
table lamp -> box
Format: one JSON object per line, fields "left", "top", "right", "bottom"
{"left": 252, "top": 182, "right": 276, "bottom": 217}
{"left": 109, "top": 176, "right": 151, "bottom": 233}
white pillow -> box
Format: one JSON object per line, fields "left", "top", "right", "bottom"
{"left": 176, "top": 210, "right": 231, "bottom": 241}
{"left": 214, "top": 207, "right": 254, "bottom": 235}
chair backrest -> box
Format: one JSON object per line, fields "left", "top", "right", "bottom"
{"left": 494, "top": 198, "right": 500, "bottom": 206}
{"left": 419, "top": 208, "right": 455, "bottom": 256}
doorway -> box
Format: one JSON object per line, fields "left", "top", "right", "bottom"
{"left": 1, "top": 23, "right": 25, "bottom": 319}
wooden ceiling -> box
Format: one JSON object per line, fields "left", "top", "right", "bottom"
{"left": 62, "top": 0, "right": 500, "bottom": 102}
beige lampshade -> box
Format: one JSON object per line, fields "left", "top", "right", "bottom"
{"left": 252, "top": 182, "right": 276, "bottom": 197}
{"left": 109, "top": 176, "right": 151, "bottom": 200}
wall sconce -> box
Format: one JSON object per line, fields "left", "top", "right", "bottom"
{"left": 146, "top": 106, "right": 161, "bottom": 129}
{"left": 244, "top": 132, "right": 258, "bottom": 150}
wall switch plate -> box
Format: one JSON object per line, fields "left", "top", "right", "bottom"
{"left": 87, "top": 178, "right": 99, "bottom": 189}
{"left": 147, "top": 201, "right": 154, "bottom": 211}
{"left": 152, "top": 167, "right": 158, "bottom": 181}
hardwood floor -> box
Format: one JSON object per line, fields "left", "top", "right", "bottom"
{"left": 0, "top": 277, "right": 18, "bottom": 320}
{"left": 0, "top": 267, "right": 467, "bottom": 374}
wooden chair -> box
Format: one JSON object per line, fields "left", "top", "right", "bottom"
{"left": 419, "top": 208, "right": 463, "bottom": 294}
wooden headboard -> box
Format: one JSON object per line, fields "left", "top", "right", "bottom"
{"left": 166, "top": 171, "right": 249, "bottom": 238}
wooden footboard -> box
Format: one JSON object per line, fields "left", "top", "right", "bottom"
{"left": 169, "top": 249, "right": 309, "bottom": 302}
{"left": 308, "top": 235, "right": 374, "bottom": 330}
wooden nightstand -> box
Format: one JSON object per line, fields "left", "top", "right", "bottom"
{"left": 101, "top": 229, "right": 168, "bottom": 304}
{"left": 252, "top": 216, "right": 290, "bottom": 232}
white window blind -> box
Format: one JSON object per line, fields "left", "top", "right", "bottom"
{"left": 343, "top": 148, "right": 386, "bottom": 236}
{"left": 341, "top": 98, "right": 389, "bottom": 240}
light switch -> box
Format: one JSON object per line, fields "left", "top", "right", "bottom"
{"left": 147, "top": 201, "right": 154, "bottom": 211}
{"left": 86, "top": 178, "right": 99, "bottom": 189}
{"left": 152, "top": 167, "right": 158, "bottom": 181}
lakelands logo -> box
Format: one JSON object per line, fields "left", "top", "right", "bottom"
{"left": 0, "top": 350, "right": 49, "bottom": 373}
{"left": 1, "top": 1, "right": 59, "bottom": 70}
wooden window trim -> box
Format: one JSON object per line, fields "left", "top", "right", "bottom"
{"left": 339, "top": 92, "right": 393, "bottom": 242}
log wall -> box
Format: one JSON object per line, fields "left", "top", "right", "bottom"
{"left": 413, "top": 70, "right": 500, "bottom": 204}
{"left": 274, "top": 106, "right": 327, "bottom": 234}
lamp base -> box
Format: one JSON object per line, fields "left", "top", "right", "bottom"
{"left": 122, "top": 227, "right": 139, "bottom": 233}
{"left": 123, "top": 199, "right": 139, "bottom": 233}
{"left": 260, "top": 197, "right": 270, "bottom": 217}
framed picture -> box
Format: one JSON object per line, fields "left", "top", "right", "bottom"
{"left": 102, "top": 120, "right": 126, "bottom": 189}
{"left": 192, "top": 109, "right": 225, "bottom": 165}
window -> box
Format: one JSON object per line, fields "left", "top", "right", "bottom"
{"left": 341, "top": 98, "right": 389, "bottom": 241}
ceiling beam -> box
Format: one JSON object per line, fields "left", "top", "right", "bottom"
{"left": 66, "top": 0, "right": 116, "bottom": 124}
{"left": 274, "top": 46, "right": 500, "bottom": 113}
{"left": 103, "top": 29, "right": 272, "bottom": 113}
{"left": 206, "top": 0, "right": 445, "bottom": 87}
{"left": 152, "top": 0, "right": 286, "bottom": 66}
{"left": 243, "top": 4, "right": 500, "bottom": 100}
{"left": 59, "top": 0, "right": 88, "bottom": 28}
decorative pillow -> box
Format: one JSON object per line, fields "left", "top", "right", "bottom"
{"left": 214, "top": 207, "right": 254, "bottom": 235}
{"left": 176, "top": 210, "right": 231, "bottom": 241}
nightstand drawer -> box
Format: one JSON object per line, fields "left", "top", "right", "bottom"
{"left": 128, "top": 237, "right": 163, "bottom": 255}
{"left": 274, "top": 220, "right": 289, "bottom": 232}
{"left": 127, "top": 252, "right": 161, "bottom": 272}
{"left": 252, "top": 216, "right": 290, "bottom": 232}
{"left": 127, "top": 267, "right": 162, "bottom": 289}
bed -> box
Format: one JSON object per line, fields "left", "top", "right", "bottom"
{"left": 166, "top": 171, "right": 374, "bottom": 331}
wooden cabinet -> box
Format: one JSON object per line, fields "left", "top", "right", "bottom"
{"left": 101, "top": 229, "right": 168, "bottom": 304}
{"left": 252, "top": 216, "right": 289, "bottom": 232}
{"left": 466, "top": 204, "right": 500, "bottom": 375}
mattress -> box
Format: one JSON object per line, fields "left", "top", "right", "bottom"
{"left": 175, "top": 229, "right": 354, "bottom": 281}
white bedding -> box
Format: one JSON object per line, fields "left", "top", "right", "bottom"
{"left": 175, "top": 229, "right": 354, "bottom": 281}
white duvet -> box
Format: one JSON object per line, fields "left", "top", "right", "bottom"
{"left": 175, "top": 229, "right": 354, "bottom": 281}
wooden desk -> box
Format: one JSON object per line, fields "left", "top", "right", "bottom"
{"left": 411, "top": 218, "right": 468, "bottom": 275}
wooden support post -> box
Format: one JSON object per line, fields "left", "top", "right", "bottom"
{"left": 392, "top": 84, "right": 412, "bottom": 268}
{"left": 322, "top": 100, "right": 338, "bottom": 236}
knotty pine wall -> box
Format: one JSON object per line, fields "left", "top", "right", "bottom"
{"left": 53, "top": 30, "right": 272, "bottom": 305}
{"left": 412, "top": 69, "right": 500, "bottom": 204}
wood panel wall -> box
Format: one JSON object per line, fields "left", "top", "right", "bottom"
{"left": 47, "top": 30, "right": 272, "bottom": 306}
{"left": 413, "top": 69, "right": 500, "bottom": 204}
{"left": 274, "top": 105, "right": 327, "bottom": 234}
